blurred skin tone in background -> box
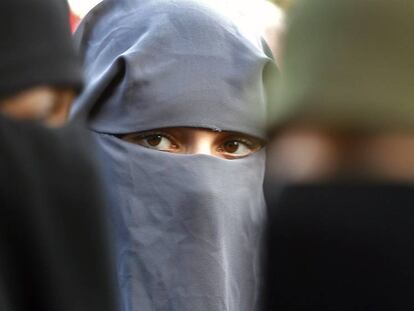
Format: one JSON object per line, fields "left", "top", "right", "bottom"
{"left": 0, "top": 88, "right": 75, "bottom": 127}
{"left": 0, "top": 0, "right": 82, "bottom": 128}
{"left": 268, "top": 126, "right": 414, "bottom": 183}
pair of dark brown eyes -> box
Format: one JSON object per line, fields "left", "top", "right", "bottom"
{"left": 146, "top": 135, "right": 241, "bottom": 151}
{"left": 141, "top": 133, "right": 258, "bottom": 157}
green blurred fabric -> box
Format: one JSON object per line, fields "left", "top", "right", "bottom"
{"left": 269, "top": 0, "right": 414, "bottom": 132}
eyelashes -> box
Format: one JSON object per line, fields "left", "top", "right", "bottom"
{"left": 117, "top": 129, "right": 263, "bottom": 159}
{"left": 136, "top": 130, "right": 174, "bottom": 141}
{"left": 132, "top": 131, "right": 179, "bottom": 152}
{"left": 225, "top": 136, "right": 259, "bottom": 148}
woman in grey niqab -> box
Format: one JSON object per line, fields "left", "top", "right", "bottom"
{"left": 72, "top": 1, "right": 272, "bottom": 310}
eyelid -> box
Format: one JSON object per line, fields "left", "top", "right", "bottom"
{"left": 220, "top": 136, "right": 261, "bottom": 149}
{"left": 115, "top": 131, "right": 171, "bottom": 143}
{"left": 137, "top": 131, "right": 180, "bottom": 150}
{"left": 138, "top": 130, "right": 177, "bottom": 143}
{"left": 232, "top": 137, "right": 256, "bottom": 148}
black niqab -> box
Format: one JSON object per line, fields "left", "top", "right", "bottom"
{"left": 0, "top": 116, "right": 118, "bottom": 311}
{"left": 266, "top": 183, "right": 414, "bottom": 311}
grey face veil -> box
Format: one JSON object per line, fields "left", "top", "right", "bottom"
{"left": 72, "top": 1, "right": 271, "bottom": 310}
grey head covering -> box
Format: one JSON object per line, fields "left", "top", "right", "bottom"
{"left": 72, "top": 0, "right": 272, "bottom": 310}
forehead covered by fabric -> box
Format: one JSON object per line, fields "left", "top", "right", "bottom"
{"left": 72, "top": 0, "right": 271, "bottom": 138}
{"left": 269, "top": 0, "right": 414, "bottom": 132}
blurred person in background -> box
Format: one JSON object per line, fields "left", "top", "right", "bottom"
{"left": 71, "top": 0, "right": 275, "bottom": 310}
{"left": 0, "top": 0, "right": 118, "bottom": 310}
{"left": 265, "top": 0, "right": 414, "bottom": 310}
{"left": 0, "top": 0, "right": 82, "bottom": 127}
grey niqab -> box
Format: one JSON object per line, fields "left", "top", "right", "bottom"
{"left": 72, "top": 1, "right": 271, "bottom": 310}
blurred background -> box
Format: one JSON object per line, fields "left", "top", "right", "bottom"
{"left": 68, "top": 0, "right": 291, "bottom": 19}
{"left": 68, "top": 0, "right": 290, "bottom": 62}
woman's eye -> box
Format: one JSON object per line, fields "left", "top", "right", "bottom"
{"left": 119, "top": 132, "right": 180, "bottom": 152}
{"left": 220, "top": 140, "right": 255, "bottom": 158}
{"left": 146, "top": 135, "right": 163, "bottom": 147}
{"left": 140, "top": 134, "right": 178, "bottom": 152}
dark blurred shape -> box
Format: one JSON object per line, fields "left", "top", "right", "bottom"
{"left": 0, "top": 0, "right": 82, "bottom": 101}
{"left": 265, "top": 0, "right": 414, "bottom": 309}
{"left": 0, "top": 0, "right": 118, "bottom": 310}
{"left": 0, "top": 116, "right": 119, "bottom": 311}
{"left": 266, "top": 183, "right": 414, "bottom": 311}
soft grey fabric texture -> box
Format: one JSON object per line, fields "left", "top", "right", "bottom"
{"left": 96, "top": 134, "right": 266, "bottom": 311}
{"left": 72, "top": 0, "right": 269, "bottom": 138}
{"left": 72, "top": 1, "right": 270, "bottom": 310}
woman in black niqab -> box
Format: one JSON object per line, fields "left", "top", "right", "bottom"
{"left": 0, "top": 116, "right": 119, "bottom": 311}
{"left": 0, "top": 0, "right": 118, "bottom": 309}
